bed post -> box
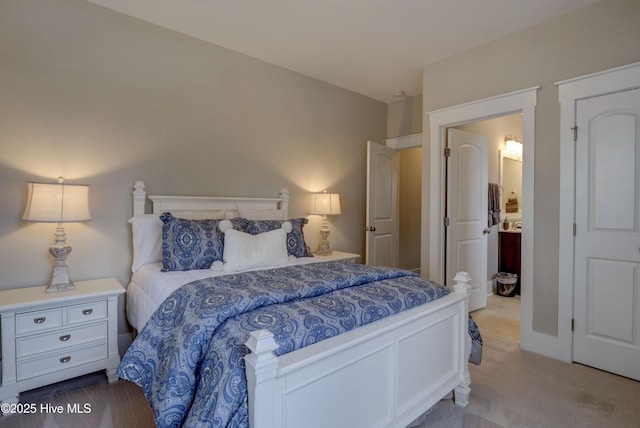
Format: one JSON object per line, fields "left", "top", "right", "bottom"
{"left": 245, "top": 330, "right": 280, "bottom": 428}
{"left": 453, "top": 271, "right": 472, "bottom": 407}
{"left": 279, "top": 188, "right": 289, "bottom": 218}
{"left": 133, "top": 181, "right": 146, "bottom": 216}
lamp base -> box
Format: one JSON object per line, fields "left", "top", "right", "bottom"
{"left": 47, "top": 282, "right": 75, "bottom": 293}
{"left": 47, "top": 264, "right": 75, "bottom": 293}
{"left": 316, "top": 228, "right": 333, "bottom": 256}
{"left": 47, "top": 227, "right": 75, "bottom": 293}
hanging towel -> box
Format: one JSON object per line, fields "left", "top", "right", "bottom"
{"left": 488, "top": 183, "right": 501, "bottom": 227}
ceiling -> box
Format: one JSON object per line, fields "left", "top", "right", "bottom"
{"left": 88, "top": 0, "right": 600, "bottom": 103}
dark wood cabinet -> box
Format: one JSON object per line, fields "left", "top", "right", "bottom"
{"left": 499, "top": 231, "right": 521, "bottom": 295}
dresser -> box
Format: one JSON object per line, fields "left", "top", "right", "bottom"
{"left": 0, "top": 278, "right": 125, "bottom": 407}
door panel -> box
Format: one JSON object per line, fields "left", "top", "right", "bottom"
{"left": 366, "top": 141, "right": 398, "bottom": 267}
{"left": 573, "top": 87, "right": 640, "bottom": 381}
{"left": 447, "top": 129, "right": 488, "bottom": 312}
{"left": 592, "top": 113, "right": 636, "bottom": 230}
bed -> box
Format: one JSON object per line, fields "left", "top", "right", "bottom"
{"left": 118, "top": 181, "right": 479, "bottom": 428}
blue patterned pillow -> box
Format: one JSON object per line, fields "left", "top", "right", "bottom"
{"left": 160, "top": 214, "right": 248, "bottom": 272}
{"left": 243, "top": 218, "right": 312, "bottom": 258}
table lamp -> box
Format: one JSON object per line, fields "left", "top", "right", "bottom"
{"left": 309, "top": 191, "right": 341, "bottom": 256}
{"left": 22, "top": 177, "right": 91, "bottom": 292}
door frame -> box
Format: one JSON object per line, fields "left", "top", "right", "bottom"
{"left": 557, "top": 61, "right": 640, "bottom": 363}
{"left": 425, "top": 87, "right": 540, "bottom": 354}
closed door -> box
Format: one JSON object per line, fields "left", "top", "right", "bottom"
{"left": 365, "top": 141, "right": 398, "bottom": 267}
{"left": 573, "top": 87, "right": 640, "bottom": 381}
{"left": 447, "top": 128, "right": 488, "bottom": 311}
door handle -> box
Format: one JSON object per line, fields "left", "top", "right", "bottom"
{"left": 363, "top": 226, "right": 377, "bottom": 232}
{"left": 483, "top": 228, "right": 491, "bottom": 235}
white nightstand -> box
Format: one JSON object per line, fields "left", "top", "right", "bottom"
{"left": 312, "top": 251, "right": 360, "bottom": 263}
{"left": 0, "top": 277, "right": 125, "bottom": 407}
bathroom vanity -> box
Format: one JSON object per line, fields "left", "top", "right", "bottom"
{"left": 499, "top": 229, "right": 521, "bottom": 295}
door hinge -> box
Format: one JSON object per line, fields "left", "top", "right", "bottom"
{"left": 571, "top": 318, "right": 575, "bottom": 331}
{"left": 443, "top": 217, "right": 450, "bottom": 227}
{"left": 444, "top": 147, "right": 451, "bottom": 157}
{"left": 573, "top": 223, "right": 577, "bottom": 236}
{"left": 571, "top": 126, "right": 578, "bottom": 141}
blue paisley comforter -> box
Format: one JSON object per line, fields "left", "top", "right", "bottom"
{"left": 118, "top": 262, "right": 482, "bottom": 428}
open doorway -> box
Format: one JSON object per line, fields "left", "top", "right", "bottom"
{"left": 425, "top": 87, "right": 537, "bottom": 352}
{"left": 451, "top": 113, "right": 522, "bottom": 343}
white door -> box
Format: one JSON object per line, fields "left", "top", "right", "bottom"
{"left": 366, "top": 141, "right": 398, "bottom": 267}
{"left": 447, "top": 129, "right": 488, "bottom": 312}
{"left": 573, "top": 88, "right": 640, "bottom": 381}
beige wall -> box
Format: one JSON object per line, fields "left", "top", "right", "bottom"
{"left": 0, "top": 0, "right": 386, "bottom": 340}
{"left": 422, "top": 0, "right": 640, "bottom": 335}
{"left": 387, "top": 95, "right": 422, "bottom": 138}
{"left": 398, "top": 147, "right": 422, "bottom": 272}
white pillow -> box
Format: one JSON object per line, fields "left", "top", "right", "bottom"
{"left": 129, "top": 214, "right": 163, "bottom": 273}
{"left": 237, "top": 206, "right": 285, "bottom": 220}
{"left": 223, "top": 228, "right": 289, "bottom": 272}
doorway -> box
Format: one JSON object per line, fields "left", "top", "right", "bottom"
{"left": 450, "top": 114, "right": 523, "bottom": 336}
{"left": 425, "top": 87, "right": 538, "bottom": 352}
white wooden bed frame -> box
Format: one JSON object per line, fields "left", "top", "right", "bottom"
{"left": 131, "top": 180, "right": 472, "bottom": 428}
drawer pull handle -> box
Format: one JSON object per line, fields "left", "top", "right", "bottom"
{"left": 59, "top": 334, "right": 71, "bottom": 341}
{"left": 59, "top": 356, "right": 71, "bottom": 364}
{"left": 82, "top": 309, "right": 93, "bottom": 315}
{"left": 33, "top": 317, "right": 46, "bottom": 324}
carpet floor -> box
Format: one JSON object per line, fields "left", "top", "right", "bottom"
{"left": 2, "top": 295, "right": 638, "bottom": 427}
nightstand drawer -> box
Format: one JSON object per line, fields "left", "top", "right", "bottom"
{"left": 67, "top": 300, "right": 107, "bottom": 324}
{"left": 17, "top": 341, "right": 108, "bottom": 381}
{"left": 15, "top": 308, "right": 63, "bottom": 335}
{"left": 16, "top": 322, "right": 108, "bottom": 359}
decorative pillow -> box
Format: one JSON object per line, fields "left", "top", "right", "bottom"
{"left": 130, "top": 210, "right": 228, "bottom": 272}
{"left": 222, "top": 226, "right": 289, "bottom": 272}
{"left": 159, "top": 213, "right": 247, "bottom": 272}
{"left": 129, "top": 214, "right": 163, "bottom": 272}
{"left": 243, "top": 218, "right": 312, "bottom": 257}
{"left": 238, "top": 206, "right": 285, "bottom": 220}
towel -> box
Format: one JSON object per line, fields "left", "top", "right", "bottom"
{"left": 488, "top": 183, "right": 501, "bottom": 227}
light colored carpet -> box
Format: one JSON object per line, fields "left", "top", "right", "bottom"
{"left": 2, "top": 295, "right": 639, "bottom": 427}
{"left": 415, "top": 295, "right": 640, "bottom": 428}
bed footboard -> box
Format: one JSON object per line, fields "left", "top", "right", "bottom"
{"left": 245, "top": 272, "right": 472, "bottom": 428}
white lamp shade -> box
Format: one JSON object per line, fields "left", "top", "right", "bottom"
{"left": 23, "top": 182, "right": 91, "bottom": 223}
{"left": 309, "top": 192, "right": 341, "bottom": 216}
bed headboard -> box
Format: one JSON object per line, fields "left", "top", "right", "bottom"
{"left": 132, "top": 180, "right": 290, "bottom": 218}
